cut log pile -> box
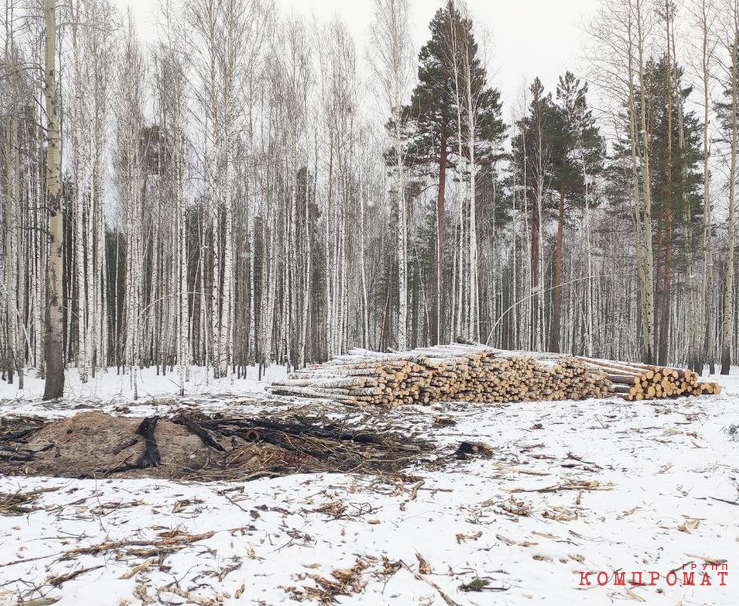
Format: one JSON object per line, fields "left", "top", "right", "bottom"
{"left": 270, "top": 345, "right": 611, "bottom": 406}
{"left": 269, "top": 345, "right": 723, "bottom": 407}
{"left": 576, "top": 357, "right": 721, "bottom": 401}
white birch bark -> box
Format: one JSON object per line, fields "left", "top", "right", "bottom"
{"left": 692, "top": 0, "right": 716, "bottom": 371}
{"left": 721, "top": 14, "right": 738, "bottom": 373}
{"left": 369, "top": 0, "right": 413, "bottom": 351}
{"left": 42, "top": 0, "right": 65, "bottom": 400}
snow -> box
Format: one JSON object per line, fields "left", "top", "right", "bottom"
{"left": 0, "top": 370, "right": 737, "bottom": 605}
{"left": 0, "top": 365, "right": 288, "bottom": 418}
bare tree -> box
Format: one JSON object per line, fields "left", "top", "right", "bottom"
{"left": 687, "top": 0, "right": 718, "bottom": 372}
{"left": 368, "top": 0, "right": 414, "bottom": 350}
{"left": 0, "top": 0, "right": 735, "bottom": 394}
{"left": 43, "top": 0, "right": 64, "bottom": 400}
{"left": 117, "top": 14, "right": 147, "bottom": 399}
{"left": 720, "top": 0, "right": 739, "bottom": 374}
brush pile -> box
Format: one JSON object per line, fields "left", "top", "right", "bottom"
{"left": 577, "top": 357, "right": 721, "bottom": 401}
{"left": 270, "top": 345, "right": 611, "bottom": 406}
{"left": 0, "top": 412, "right": 425, "bottom": 480}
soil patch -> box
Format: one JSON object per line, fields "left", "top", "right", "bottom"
{"left": 0, "top": 411, "right": 427, "bottom": 481}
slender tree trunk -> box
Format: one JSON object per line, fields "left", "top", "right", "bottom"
{"left": 658, "top": 0, "right": 673, "bottom": 366}
{"left": 636, "top": 0, "right": 656, "bottom": 364}
{"left": 551, "top": 186, "right": 566, "bottom": 352}
{"left": 699, "top": 0, "right": 714, "bottom": 373}
{"left": 43, "top": 0, "right": 64, "bottom": 400}
{"left": 396, "top": 109, "right": 408, "bottom": 350}
{"left": 433, "top": 137, "right": 446, "bottom": 345}
{"left": 451, "top": 28, "right": 466, "bottom": 341}
{"left": 299, "top": 174, "right": 311, "bottom": 366}
{"left": 721, "top": 31, "right": 738, "bottom": 375}
{"left": 583, "top": 171, "right": 594, "bottom": 357}
{"left": 466, "top": 52, "right": 478, "bottom": 342}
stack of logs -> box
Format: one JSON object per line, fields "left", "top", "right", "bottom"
{"left": 269, "top": 345, "right": 610, "bottom": 406}
{"left": 269, "top": 345, "right": 723, "bottom": 406}
{"left": 577, "top": 357, "right": 721, "bottom": 401}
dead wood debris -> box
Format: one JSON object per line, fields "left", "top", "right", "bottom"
{"left": 489, "top": 496, "right": 531, "bottom": 517}
{"left": 400, "top": 560, "right": 461, "bottom": 606}
{"left": 289, "top": 559, "right": 369, "bottom": 604}
{"left": 454, "top": 441, "right": 494, "bottom": 458}
{"left": 0, "top": 487, "right": 59, "bottom": 515}
{"left": 0, "top": 530, "right": 215, "bottom": 572}
{"left": 508, "top": 479, "right": 611, "bottom": 494}
{"left": 455, "top": 531, "right": 482, "bottom": 544}
{"left": 459, "top": 577, "right": 510, "bottom": 592}
{"left": 47, "top": 565, "right": 104, "bottom": 587}
{"left": 416, "top": 552, "right": 432, "bottom": 575}
{"left": 0, "top": 411, "right": 428, "bottom": 481}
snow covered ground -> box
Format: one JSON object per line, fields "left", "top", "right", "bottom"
{"left": 0, "top": 370, "right": 737, "bottom": 605}
{"left": 0, "top": 365, "right": 288, "bottom": 417}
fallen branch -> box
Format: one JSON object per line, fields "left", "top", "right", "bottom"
{"left": 400, "top": 561, "right": 462, "bottom": 606}
{"left": 709, "top": 496, "right": 739, "bottom": 507}
{"left": 48, "top": 565, "right": 104, "bottom": 586}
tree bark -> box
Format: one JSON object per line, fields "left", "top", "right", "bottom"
{"left": 551, "top": 185, "right": 566, "bottom": 352}
{"left": 43, "top": 0, "right": 64, "bottom": 400}
{"left": 721, "top": 31, "right": 738, "bottom": 375}
{"left": 433, "top": 135, "right": 446, "bottom": 346}
{"left": 698, "top": 0, "right": 714, "bottom": 374}
{"left": 636, "top": 0, "right": 656, "bottom": 364}
{"left": 658, "top": 0, "right": 673, "bottom": 367}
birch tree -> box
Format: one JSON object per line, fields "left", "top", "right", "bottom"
{"left": 634, "top": 0, "right": 657, "bottom": 364}
{"left": 43, "top": 0, "right": 64, "bottom": 400}
{"left": 68, "top": 0, "right": 93, "bottom": 382}
{"left": 719, "top": 0, "right": 739, "bottom": 374}
{"left": 688, "top": 0, "right": 717, "bottom": 372}
{"left": 588, "top": 0, "right": 657, "bottom": 363}
{"left": 86, "top": 0, "right": 114, "bottom": 376}
{"left": 1, "top": 0, "right": 23, "bottom": 387}
{"left": 155, "top": 0, "right": 190, "bottom": 392}
{"left": 0, "top": 0, "right": 737, "bottom": 388}
{"left": 369, "top": 0, "right": 414, "bottom": 351}
{"left": 185, "top": 0, "right": 271, "bottom": 378}
{"left": 116, "top": 16, "right": 147, "bottom": 398}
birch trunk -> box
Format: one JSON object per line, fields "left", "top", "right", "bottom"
{"left": 636, "top": 0, "right": 656, "bottom": 364}
{"left": 43, "top": 0, "right": 64, "bottom": 400}
{"left": 698, "top": 0, "right": 715, "bottom": 373}
{"left": 721, "top": 29, "right": 738, "bottom": 374}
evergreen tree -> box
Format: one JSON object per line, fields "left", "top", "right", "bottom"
{"left": 609, "top": 57, "right": 704, "bottom": 363}
{"left": 510, "top": 77, "right": 556, "bottom": 349}
{"left": 402, "top": 0, "right": 504, "bottom": 344}
{"left": 642, "top": 57, "right": 703, "bottom": 363}
{"left": 549, "top": 72, "right": 604, "bottom": 352}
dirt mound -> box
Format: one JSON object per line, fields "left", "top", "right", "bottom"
{"left": 0, "top": 411, "right": 425, "bottom": 481}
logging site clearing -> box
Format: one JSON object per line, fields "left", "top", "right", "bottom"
{"left": 0, "top": 349, "right": 736, "bottom": 606}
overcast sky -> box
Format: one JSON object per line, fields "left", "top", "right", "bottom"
{"left": 114, "top": 0, "right": 598, "bottom": 114}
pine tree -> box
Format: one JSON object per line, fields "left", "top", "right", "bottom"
{"left": 609, "top": 57, "right": 704, "bottom": 364}
{"left": 403, "top": 0, "right": 504, "bottom": 344}
{"left": 549, "top": 72, "right": 604, "bottom": 352}
{"left": 511, "top": 77, "right": 555, "bottom": 350}
{"left": 641, "top": 58, "right": 704, "bottom": 364}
